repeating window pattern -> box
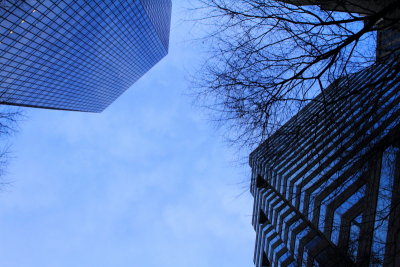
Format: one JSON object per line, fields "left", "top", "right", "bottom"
{"left": 139, "top": 0, "right": 171, "bottom": 51}
{"left": 0, "top": 0, "right": 171, "bottom": 112}
{"left": 250, "top": 63, "right": 400, "bottom": 267}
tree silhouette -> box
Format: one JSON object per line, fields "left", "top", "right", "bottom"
{"left": 192, "top": 0, "right": 400, "bottom": 148}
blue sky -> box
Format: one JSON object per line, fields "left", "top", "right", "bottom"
{"left": 0, "top": 2, "right": 255, "bottom": 267}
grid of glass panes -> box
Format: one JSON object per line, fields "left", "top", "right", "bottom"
{"left": 0, "top": 0, "right": 171, "bottom": 112}
{"left": 140, "top": 0, "right": 171, "bottom": 51}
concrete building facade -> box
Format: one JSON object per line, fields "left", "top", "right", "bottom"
{"left": 250, "top": 1, "right": 400, "bottom": 266}
{"left": 250, "top": 63, "right": 400, "bottom": 266}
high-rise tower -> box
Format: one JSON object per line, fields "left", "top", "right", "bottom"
{"left": 250, "top": 1, "right": 400, "bottom": 266}
{"left": 250, "top": 63, "right": 400, "bottom": 266}
{"left": 0, "top": 0, "right": 171, "bottom": 112}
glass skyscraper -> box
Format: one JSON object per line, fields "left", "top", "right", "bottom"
{"left": 0, "top": 0, "right": 171, "bottom": 112}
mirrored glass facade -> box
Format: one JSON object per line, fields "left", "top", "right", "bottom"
{"left": 0, "top": 0, "right": 171, "bottom": 112}
{"left": 250, "top": 63, "right": 400, "bottom": 267}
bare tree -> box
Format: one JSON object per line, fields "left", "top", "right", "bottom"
{"left": 190, "top": 1, "right": 400, "bottom": 266}
{"left": 0, "top": 107, "right": 21, "bottom": 190}
{"left": 191, "top": 0, "right": 400, "bottom": 148}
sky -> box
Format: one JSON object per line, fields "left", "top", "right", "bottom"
{"left": 0, "top": 1, "right": 255, "bottom": 267}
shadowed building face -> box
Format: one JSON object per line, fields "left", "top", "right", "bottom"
{"left": 0, "top": 0, "right": 171, "bottom": 112}
{"left": 250, "top": 63, "right": 400, "bottom": 267}
{"left": 249, "top": 2, "right": 400, "bottom": 266}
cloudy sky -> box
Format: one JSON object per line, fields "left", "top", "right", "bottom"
{"left": 0, "top": 1, "right": 255, "bottom": 267}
